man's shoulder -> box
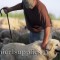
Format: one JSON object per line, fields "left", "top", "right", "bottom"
{"left": 37, "top": 1, "right": 46, "bottom": 9}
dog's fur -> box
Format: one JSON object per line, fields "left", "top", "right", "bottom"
{"left": 0, "top": 39, "right": 60, "bottom": 60}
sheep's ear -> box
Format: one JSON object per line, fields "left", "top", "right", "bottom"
{"left": 46, "top": 42, "right": 53, "bottom": 50}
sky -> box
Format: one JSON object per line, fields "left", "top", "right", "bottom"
{"left": 0, "top": 0, "right": 60, "bottom": 17}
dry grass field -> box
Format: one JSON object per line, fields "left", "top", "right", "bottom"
{"left": 0, "top": 18, "right": 60, "bottom": 31}
{"left": 0, "top": 17, "right": 26, "bottom": 31}
{"left": 52, "top": 20, "right": 60, "bottom": 28}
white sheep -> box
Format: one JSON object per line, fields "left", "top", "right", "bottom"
{"left": 0, "top": 39, "right": 60, "bottom": 60}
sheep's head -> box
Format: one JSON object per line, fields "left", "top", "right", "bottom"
{"left": 45, "top": 39, "right": 60, "bottom": 59}
{"left": 1, "top": 38, "right": 11, "bottom": 44}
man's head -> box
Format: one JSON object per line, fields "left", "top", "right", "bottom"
{"left": 23, "top": 0, "right": 38, "bottom": 9}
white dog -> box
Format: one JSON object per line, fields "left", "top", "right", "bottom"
{"left": 0, "top": 39, "right": 60, "bottom": 60}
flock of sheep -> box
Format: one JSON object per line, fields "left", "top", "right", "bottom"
{"left": 0, "top": 18, "right": 60, "bottom": 60}
{"left": 0, "top": 27, "right": 60, "bottom": 60}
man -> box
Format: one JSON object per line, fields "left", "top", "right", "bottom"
{"left": 3, "top": 0, "right": 52, "bottom": 49}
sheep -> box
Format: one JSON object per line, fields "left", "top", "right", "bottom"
{"left": 0, "top": 39, "right": 60, "bottom": 60}
{"left": 0, "top": 29, "right": 29, "bottom": 44}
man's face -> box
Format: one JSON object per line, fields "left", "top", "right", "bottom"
{"left": 23, "top": 0, "right": 37, "bottom": 9}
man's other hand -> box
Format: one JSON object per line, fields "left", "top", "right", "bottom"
{"left": 3, "top": 7, "right": 10, "bottom": 14}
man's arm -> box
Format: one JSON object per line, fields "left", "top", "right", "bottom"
{"left": 42, "top": 27, "right": 51, "bottom": 49}
{"left": 39, "top": 1, "right": 52, "bottom": 49}
{"left": 8, "top": 3, "right": 23, "bottom": 12}
{"left": 3, "top": 3, "right": 23, "bottom": 14}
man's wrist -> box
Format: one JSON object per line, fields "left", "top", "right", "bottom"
{"left": 41, "top": 39, "right": 48, "bottom": 49}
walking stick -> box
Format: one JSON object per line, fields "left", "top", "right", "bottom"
{"left": 6, "top": 13, "right": 12, "bottom": 39}
{"left": 0, "top": 8, "right": 12, "bottom": 39}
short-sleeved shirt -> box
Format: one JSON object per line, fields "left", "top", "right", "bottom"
{"left": 21, "top": 1, "right": 52, "bottom": 32}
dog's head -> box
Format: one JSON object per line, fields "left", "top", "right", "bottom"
{"left": 45, "top": 39, "right": 60, "bottom": 59}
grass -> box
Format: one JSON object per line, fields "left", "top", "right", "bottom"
{"left": 0, "top": 12, "right": 60, "bottom": 20}
{"left": 0, "top": 12, "right": 25, "bottom": 19}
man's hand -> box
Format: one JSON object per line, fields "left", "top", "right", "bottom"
{"left": 32, "top": 26, "right": 42, "bottom": 32}
{"left": 41, "top": 42, "right": 47, "bottom": 49}
{"left": 2, "top": 7, "right": 10, "bottom": 14}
